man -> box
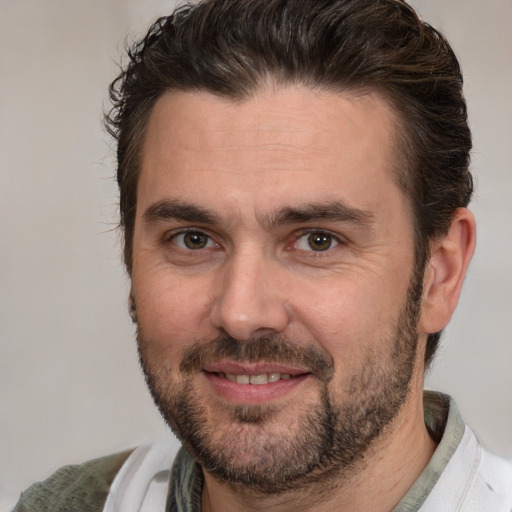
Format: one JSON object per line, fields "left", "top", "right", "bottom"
{"left": 13, "top": 0, "right": 512, "bottom": 511}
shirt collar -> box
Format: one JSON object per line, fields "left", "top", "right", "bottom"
{"left": 392, "top": 391, "right": 466, "bottom": 511}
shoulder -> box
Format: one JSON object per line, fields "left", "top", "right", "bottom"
{"left": 12, "top": 449, "right": 133, "bottom": 512}
{"left": 466, "top": 448, "right": 512, "bottom": 511}
{"left": 434, "top": 428, "right": 512, "bottom": 512}
{"left": 418, "top": 394, "right": 512, "bottom": 512}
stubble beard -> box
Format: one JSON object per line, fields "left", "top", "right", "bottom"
{"left": 136, "top": 269, "right": 423, "bottom": 494}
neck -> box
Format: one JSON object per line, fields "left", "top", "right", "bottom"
{"left": 201, "top": 374, "right": 436, "bottom": 512}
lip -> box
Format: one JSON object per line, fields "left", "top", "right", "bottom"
{"left": 202, "top": 361, "right": 310, "bottom": 404}
{"left": 203, "top": 361, "right": 309, "bottom": 376}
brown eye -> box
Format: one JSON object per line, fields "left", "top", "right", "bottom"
{"left": 307, "top": 232, "right": 333, "bottom": 251}
{"left": 295, "top": 231, "right": 339, "bottom": 252}
{"left": 173, "top": 231, "right": 215, "bottom": 250}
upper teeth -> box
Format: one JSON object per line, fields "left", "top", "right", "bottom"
{"left": 224, "top": 372, "right": 292, "bottom": 385}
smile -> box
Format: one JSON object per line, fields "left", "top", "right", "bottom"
{"left": 218, "top": 372, "right": 292, "bottom": 384}
{"left": 202, "top": 368, "right": 309, "bottom": 404}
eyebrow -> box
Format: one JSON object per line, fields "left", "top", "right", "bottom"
{"left": 142, "top": 199, "right": 374, "bottom": 229}
{"left": 143, "top": 200, "right": 220, "bottom": 225}
{"left": 264, "top": 202, "right": 375, "bottom": 229}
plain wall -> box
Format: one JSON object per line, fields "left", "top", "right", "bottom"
{"left": 1, "top": 0, "right": 511, "bottom": 508}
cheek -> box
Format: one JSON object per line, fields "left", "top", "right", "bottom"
{"left": 133, "top": 271, "right": 215, "bottom": 348}
{"left": 292, "top": 275, "right": 400, "bottom": 361}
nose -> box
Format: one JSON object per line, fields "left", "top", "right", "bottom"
{"left": 209, "top": 252, "right": 290, "bottom": 341}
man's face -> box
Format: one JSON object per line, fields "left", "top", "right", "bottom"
{"left": 131, "top": 87, "right": 423, "bottom": 491}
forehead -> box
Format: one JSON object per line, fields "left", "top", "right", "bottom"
{"left": 138, "top": 87, "right": 406, "bottom": 222}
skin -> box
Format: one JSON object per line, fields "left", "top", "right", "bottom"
{"left": 131, "top": 87, "right": 476, "bottom": 512}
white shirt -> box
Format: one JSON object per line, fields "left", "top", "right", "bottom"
{"left": 104, "top": 392, "right": 512, "bottom": 512}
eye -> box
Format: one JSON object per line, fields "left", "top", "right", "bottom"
{"left": 171, "top": 230, "right": 217, "bottom": 250}
{"left": 295, "top": 231, "right": 340, "bottom": 252}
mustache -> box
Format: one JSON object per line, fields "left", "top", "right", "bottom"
{"left": 179, "top": 335, "right": 335, "bottom": 383}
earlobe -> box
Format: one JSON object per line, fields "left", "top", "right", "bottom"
{"left": 419, "top": 208, "right": 476, "bottom": 334}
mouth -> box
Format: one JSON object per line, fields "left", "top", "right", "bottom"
{"left": 210, "top": 371, "right": 294, "bottom": 385}
{"left": 201, "top": 363, "right": 310, "bottom": 404}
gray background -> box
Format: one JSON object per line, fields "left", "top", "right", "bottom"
{"left": 1, "top": 0, "right": 511, "bottom": 508}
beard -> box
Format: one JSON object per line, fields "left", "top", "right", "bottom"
{"left": 136, "top": 268, "right": 423, "bottom": 494}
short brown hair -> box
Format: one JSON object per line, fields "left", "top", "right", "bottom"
{"left": 106, "top": 0, "right": 473, "bottom": 367}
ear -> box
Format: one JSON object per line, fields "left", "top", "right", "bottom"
{"left": 419, "top": 208, "right": 476, "bottom": 334}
